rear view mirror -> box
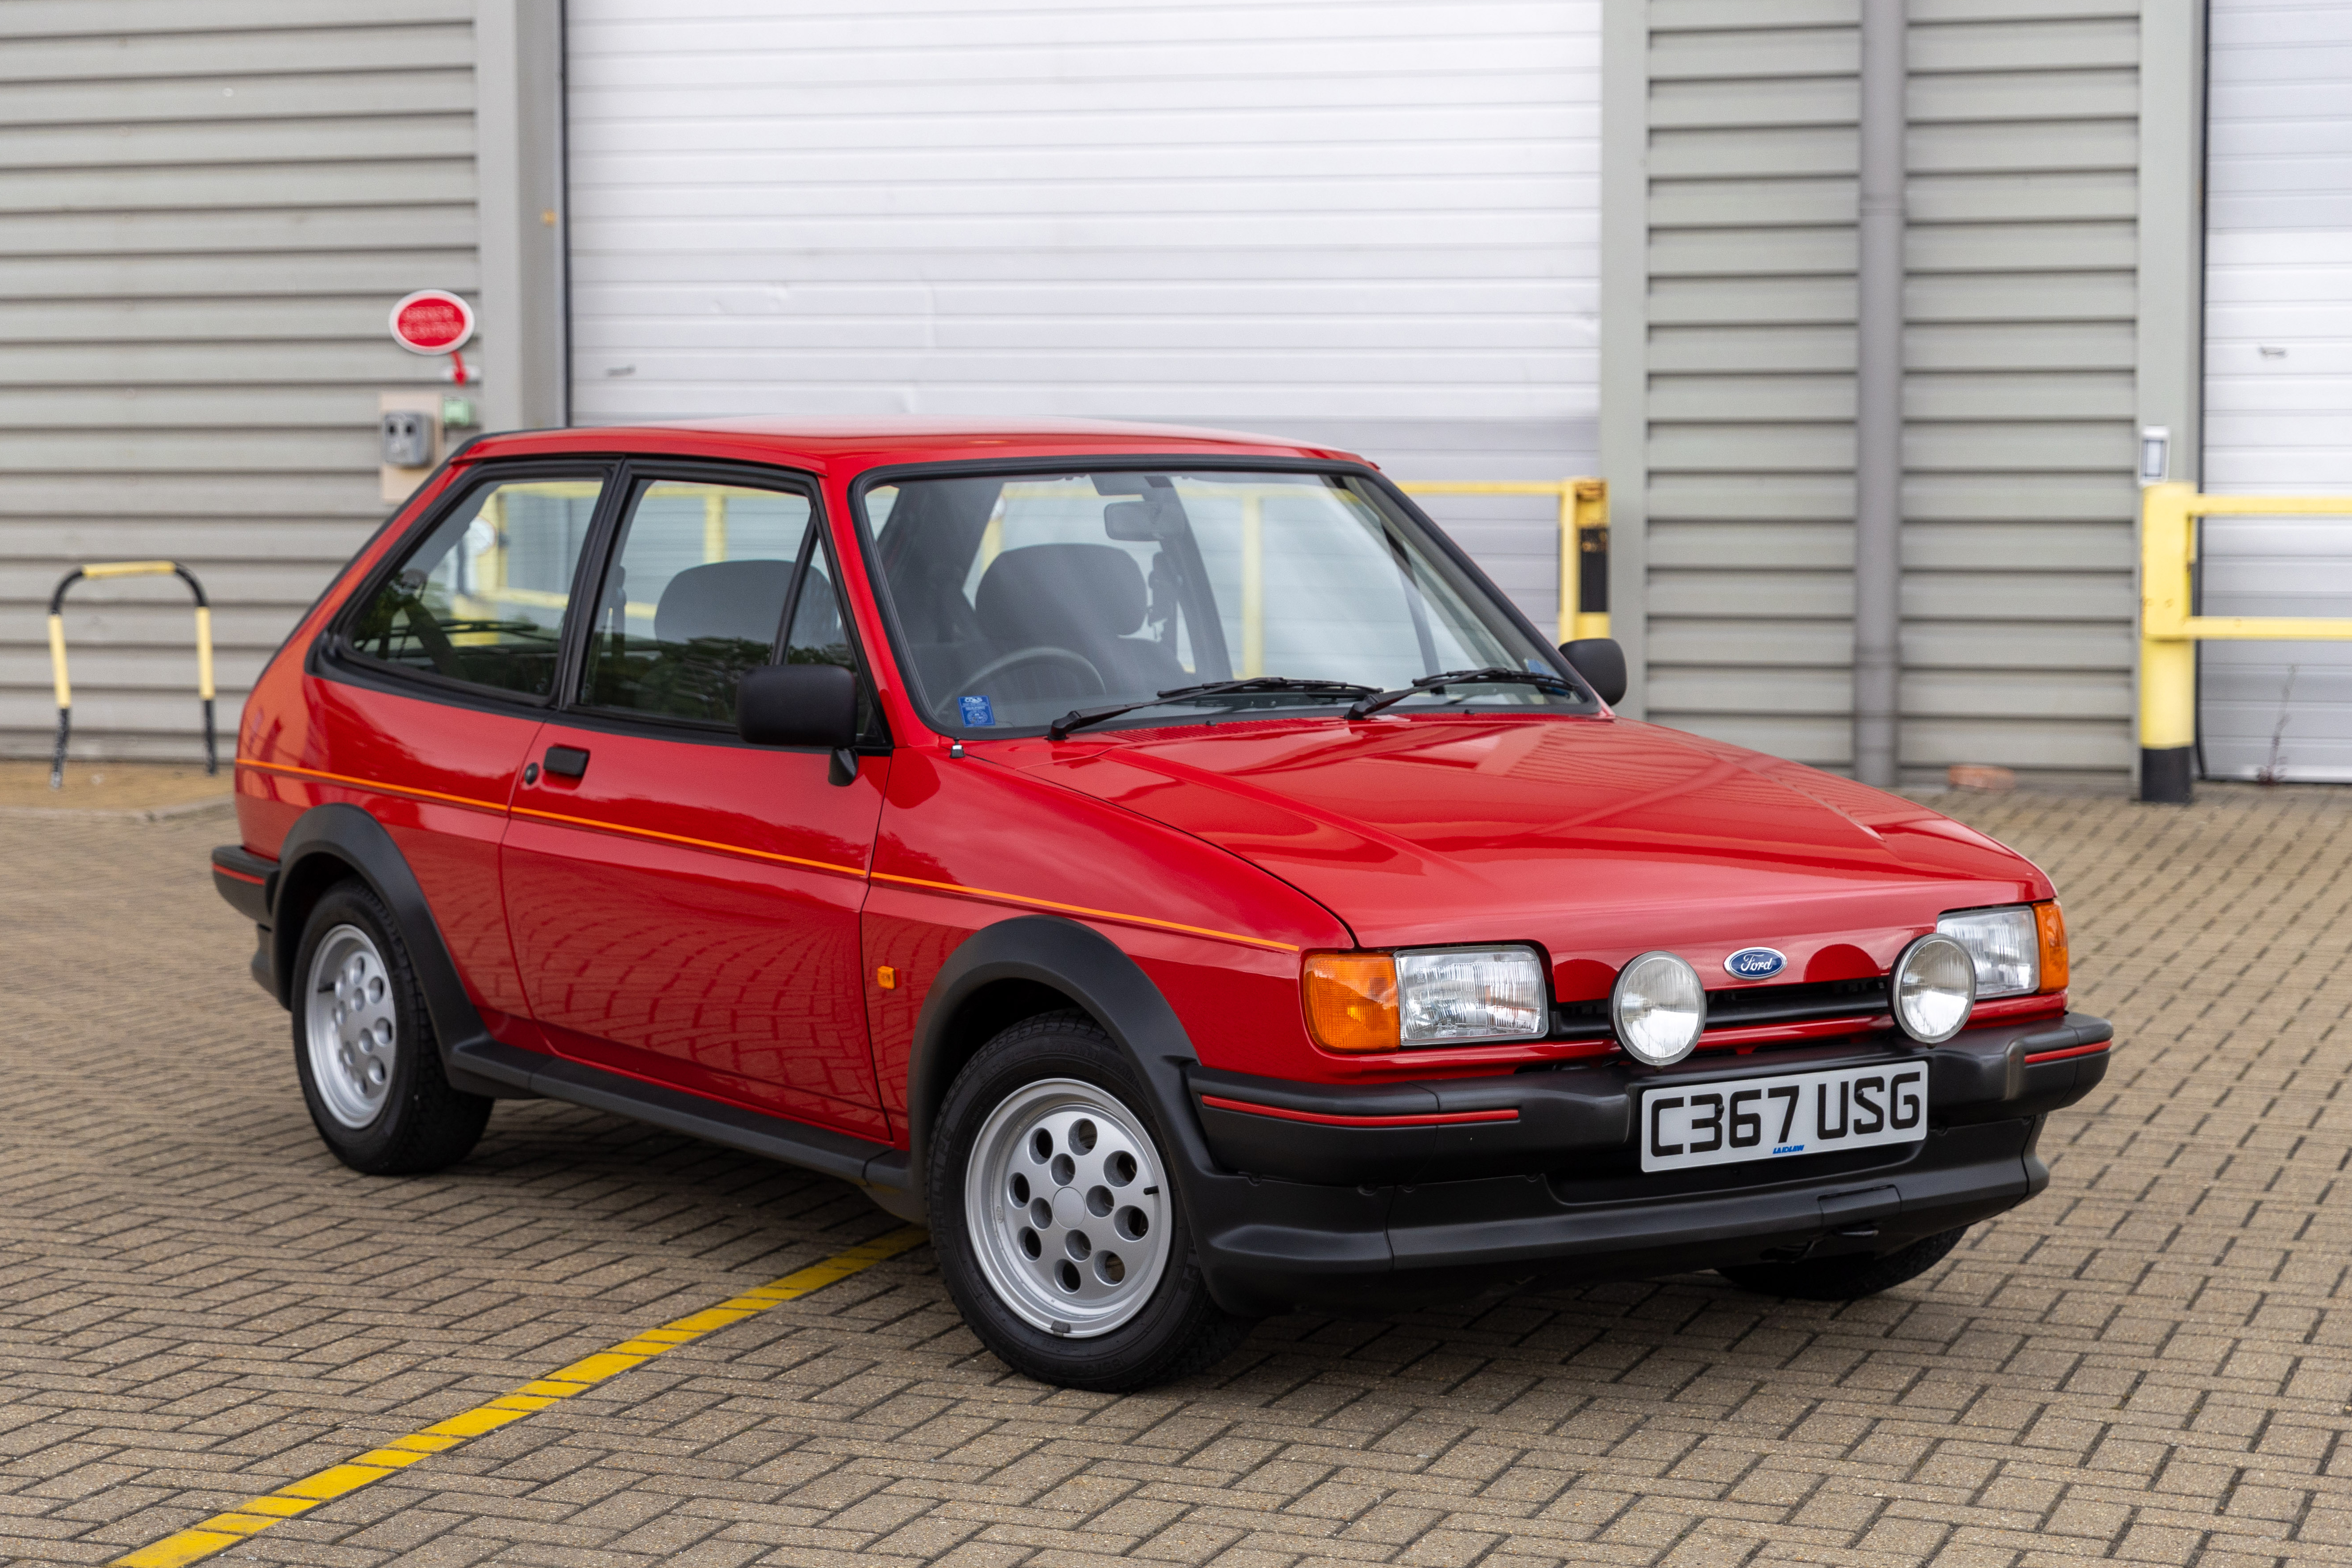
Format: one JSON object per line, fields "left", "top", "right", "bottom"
{"left": 1562, "top": 638, "right": 1627, "bottom": 705}
{"left": 1103, "top": 500, "right": 1156, "bottom": 540}
{"left": 738, "top": 663, "right": 858, "bottom": 749}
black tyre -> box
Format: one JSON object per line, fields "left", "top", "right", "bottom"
{"left": 290, "top": 879, "right": 491, "bottom": 1175}
{"left": 1717, "top": 1225, "right": 1968, "bottom": 1302}
{"left": 928, "top": 1011, "right": 1253, "bottom": 1390}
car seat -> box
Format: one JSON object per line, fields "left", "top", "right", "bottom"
{"left": 972, "top": 544, "right": 1185, "bottom": 698}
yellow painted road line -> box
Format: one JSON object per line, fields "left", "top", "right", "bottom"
{"left": 111, "top": 1227, "right": 928, "bottom": 1568}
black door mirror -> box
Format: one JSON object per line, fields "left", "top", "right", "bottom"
{"left": 1561, "top": 637, "right": 1627, "bottom": 705}
{"left": 738, "top": 663, "right": 858, "bottom": 749}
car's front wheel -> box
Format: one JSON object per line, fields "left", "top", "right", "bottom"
{"left": 291, "top": 879, "right": 491, "bottom": 1175}
{"left": 1716, "top": 1224, "right": 1968, "bottom": 1301}
{"left": 929, "top": 1012, "right": 1252, "bottom": 1390}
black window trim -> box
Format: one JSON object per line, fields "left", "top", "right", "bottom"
{"left": 561, "top": 460, "right": 826, "bottom": 737}
{"left": 315, "top": 455, "right": 626, "bottom": 713}
{"left": 841, "top": 451, "right": 1601, "bottom": 740}
{"left": 314, "top": 452, "right": 891, "bottom": 754}
{"left": 548, "top": 455, "right": 893, "bottom": 755}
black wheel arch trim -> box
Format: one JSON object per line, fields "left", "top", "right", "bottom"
{"left": 266, "top": 802, "right": 527, "bottom": 1101}
{"left": 906, "top": 914, "right": 1216, "bottom": 1227}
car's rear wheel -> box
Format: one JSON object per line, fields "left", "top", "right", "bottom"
{"left": 1716, "top": 1224, "right": 1968, "bottom": 1301}
{"left": 292, "top": 879, "right": 491, "bottom": 1175}
{"left": 929, "top": 1012, "right": 1252, "bottom": 1390}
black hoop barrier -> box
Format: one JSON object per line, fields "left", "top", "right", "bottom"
{"left": 48, "top": 561, "right": 216, "bottom": 789}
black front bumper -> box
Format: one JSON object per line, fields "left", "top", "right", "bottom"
{"left": 1177, "top": 1015, "right": 2110, "bottom": 1316}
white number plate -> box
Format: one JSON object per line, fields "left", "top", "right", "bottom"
{"left": 1640, "top": 1063, "right": 1928, "bottom": 1173}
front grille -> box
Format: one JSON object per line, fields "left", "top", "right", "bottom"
{"left": 1708, "top": 974, "right": 1889, "bottom": 1026}
{"left": 1552, "top": 974, "right": 1889, "bottom": 1041}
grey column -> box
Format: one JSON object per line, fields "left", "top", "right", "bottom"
{"left": 1851, "top": 0, "right": 1906, "bottom": 787}
{"left": 477, "top": 0, "right": 569, "bottom": 432}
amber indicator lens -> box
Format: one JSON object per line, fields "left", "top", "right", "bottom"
{"left": 1394, "top": 946, "right": 1547, "bottom": 1044}
{"left": 1302, "top": 952, "right": 1400, "bottom": 1053}
{"left": 1935, "top": 905, "right": 2039, "bottom": 996}
{"left": 1892, "top": 932, "right": 1976, "bottom": 1044}
{"left": 1610, "top": 951, "right": 1705, "bottom": 1065}
{"left": 2033, "top": 900, "right": 2068, "bottom": 992}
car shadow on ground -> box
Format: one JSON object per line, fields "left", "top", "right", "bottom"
{"left": 458, "top": 1097, "right": 1958, "bottom": 1421}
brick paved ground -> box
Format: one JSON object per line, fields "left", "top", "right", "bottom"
{"left": 5, "top": 785, "right": 2352, "bottom": 1567}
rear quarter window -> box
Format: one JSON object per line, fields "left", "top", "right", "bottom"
{"left": 345, "top": 475, "right": 604, "bottom": 698}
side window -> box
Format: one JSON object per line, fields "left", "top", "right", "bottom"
{"left": 579, "top": 479, "right": 813, "bottom": 723}
{"left": 347, "top": 475, "right": 603, "bottom": 698}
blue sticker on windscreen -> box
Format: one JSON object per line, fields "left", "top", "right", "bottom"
{"left": 958, "top": 694, "right": 995, "bottom": 727}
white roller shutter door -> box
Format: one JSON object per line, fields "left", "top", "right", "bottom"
{"left": 2201, "top": 0, "right": 2352, "bottom": 780}
{"left": 564, "top": 1, "right": 1599, "bottom": 626}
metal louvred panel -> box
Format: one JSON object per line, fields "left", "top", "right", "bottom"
{"left": 1643, "top": 0, "right": 2141, "bottom": 783}
{"left": 0, "top": 1, "right": 480, "bottom": 759}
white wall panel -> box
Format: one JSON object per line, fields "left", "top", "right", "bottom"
{"left": 566, "top": 0, "right": 1600, "bottom": 625}
{"left": 2201, "top": 0, "right": 2352, "bottom": 781}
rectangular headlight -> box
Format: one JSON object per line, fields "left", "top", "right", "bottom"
{"left": 1395, "top": 946, "right": 1548, "bottom": 1044}
{"left": 1936, "top": 906, "right": 2039, "bottom": 997}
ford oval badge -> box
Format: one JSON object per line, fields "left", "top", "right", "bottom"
{"left": 1724, "top": 947, "right": 1786, "bottom": 980}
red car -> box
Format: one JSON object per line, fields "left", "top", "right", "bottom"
{"left": 212, "top": 420, "right": 2110, "bottom": 1390}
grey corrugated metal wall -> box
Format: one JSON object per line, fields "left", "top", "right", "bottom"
{"left": 0, "top": 1, "right": 481, "bottom": 761}
{"left": 1638, "top": 0, "right": 2141, "bottom": 784}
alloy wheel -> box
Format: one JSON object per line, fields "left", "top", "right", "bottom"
{"left": 305, "top": 923, "right": 397, "bottom": 1128}
{"left": 963, "top": 1077, "right": 1172, "bottom": 1338}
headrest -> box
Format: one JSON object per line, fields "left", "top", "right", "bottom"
{"left": 974, "top": 544, "right": 1148, "bottom": 645}
{"left": 653, "top": 559, "right": 796, "bottom": 646}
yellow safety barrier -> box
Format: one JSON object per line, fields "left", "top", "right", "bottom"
{"left": 1399, "top": 479, "right": 1610, "bottom": 644}
{"left": 981, "top": 478, "right": 1611, "bottom": 673}
{"left": 48, "top": 560, "right": 216, "bottom": 789}
{"left": 2138, "top": 482, "right": 2352, "bottom": 802}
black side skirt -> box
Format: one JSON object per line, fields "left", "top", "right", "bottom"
{"left": 450, "top": 1039, "right": 915, "bottom": 1196}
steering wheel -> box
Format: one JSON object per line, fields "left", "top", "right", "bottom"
{"left": 936, "top": 646, "right": 1105, "bottom": 722}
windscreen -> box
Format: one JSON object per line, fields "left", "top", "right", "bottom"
{"left": 860, "top": 469, "right": 1585, "bottom": 736}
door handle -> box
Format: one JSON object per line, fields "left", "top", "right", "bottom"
{"left": 543, "top": 744, "right": 590, "bottom": 779}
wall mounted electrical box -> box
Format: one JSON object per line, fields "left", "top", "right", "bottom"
{"left": 381, "top": 410, "right": 432, "bottom": 467}
{"left": 379, "top": 389, "right": 445, "bottom": 502}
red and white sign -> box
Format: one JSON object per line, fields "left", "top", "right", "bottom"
{"left": 388, "top": 290, "right": 475, "bottom": 355}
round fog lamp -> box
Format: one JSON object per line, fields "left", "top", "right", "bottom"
{"left": 1611, "top": 951, "right": 1706, "bottom": 1066}
{"left": 1892, "top": 932, "right": 1976, "bottom": 1044}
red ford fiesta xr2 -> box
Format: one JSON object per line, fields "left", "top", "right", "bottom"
{"left": 212, "top": 420, "right": 2112, "bottom": 1390}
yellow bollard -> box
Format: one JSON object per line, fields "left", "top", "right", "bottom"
{"left": 1569, "top": 479, "right": 1610, "bottom": 642}
{"left": 2138, "top": 483, "right": 2197, "bottom": 802}
{"left": 47, "top": 560, "right": 218, "bottom": 788}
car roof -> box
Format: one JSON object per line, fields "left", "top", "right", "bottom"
{"left": 462, "top": 417, "right": 1374, "bottom": 474}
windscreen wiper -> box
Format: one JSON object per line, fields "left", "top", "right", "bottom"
{"left": 1345, "top": 666, "right": 1576, "bottom": 721}
{"left": 1049, "top": 677, "right": 1378, "bottom": 740}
